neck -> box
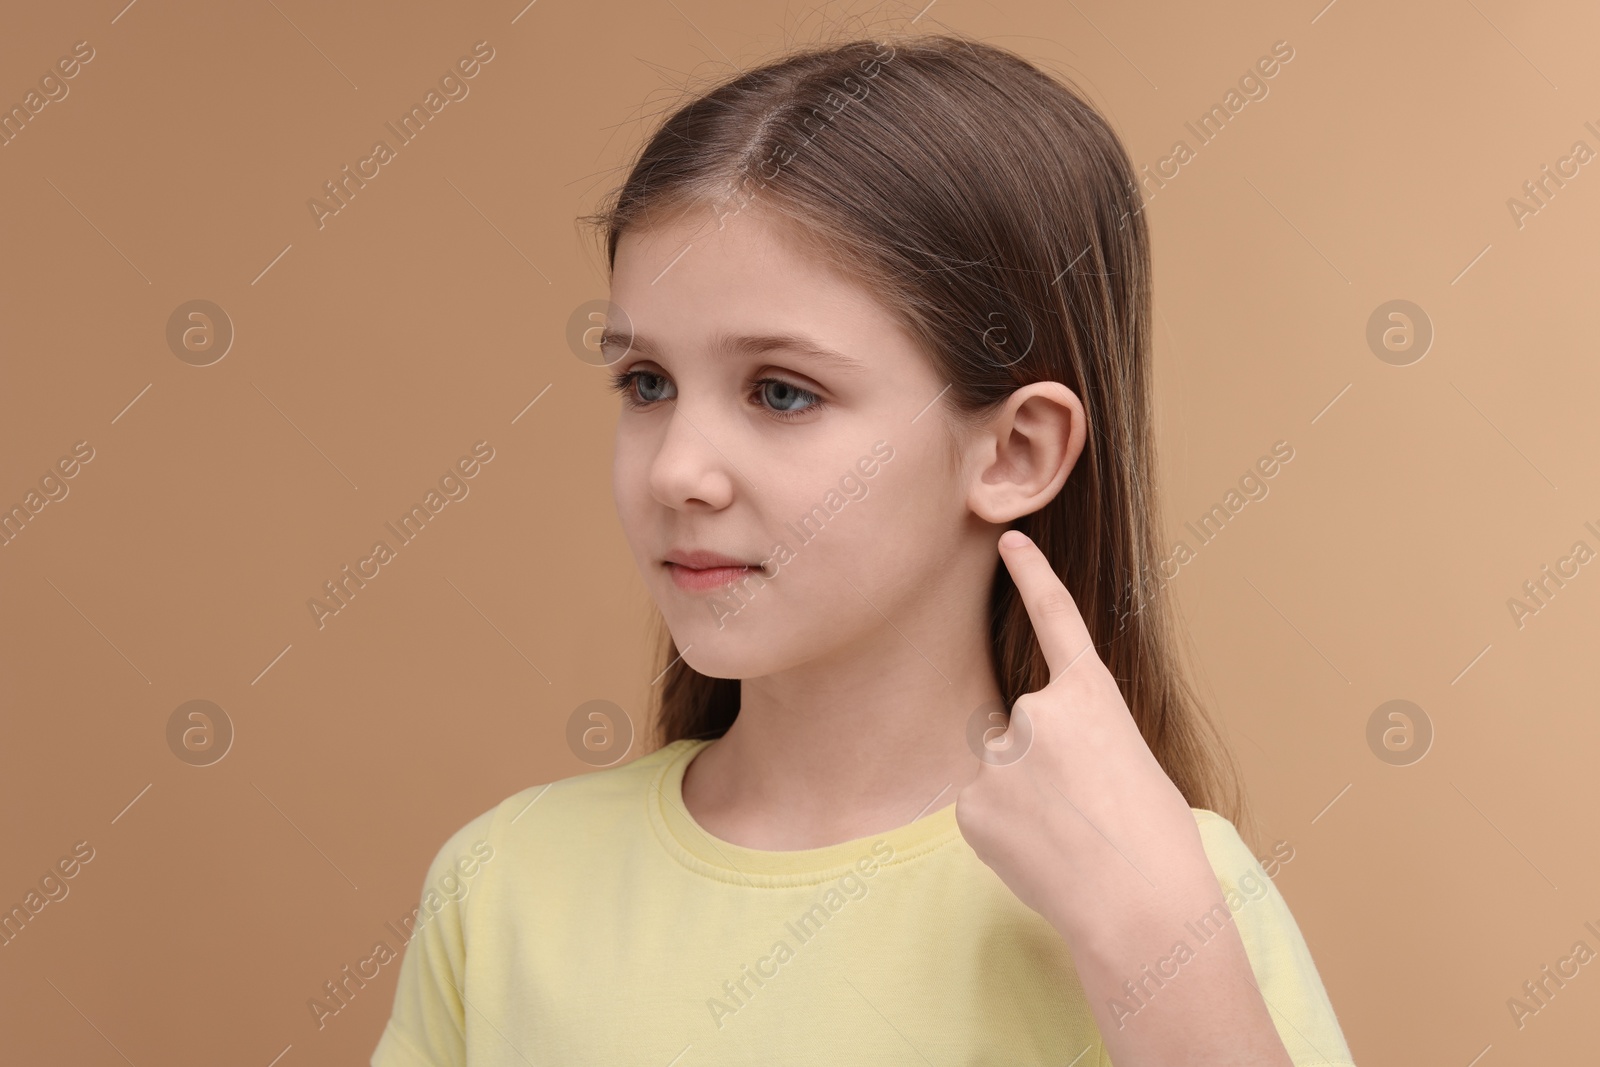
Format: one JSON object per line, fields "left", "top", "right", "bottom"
{"left": 679, "top": 619, "right": 1000, "bottom": 850}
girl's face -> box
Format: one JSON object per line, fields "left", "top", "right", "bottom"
{"left": 606, "top": 206, "right": 977, "bottom": 680}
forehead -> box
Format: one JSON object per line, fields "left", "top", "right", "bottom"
{"left": 608, "top": 207, "right": 904, "bottom": 360}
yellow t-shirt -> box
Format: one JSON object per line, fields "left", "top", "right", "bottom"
{"left": 370, "top": 738, "right": 1357, "bottom": 1066}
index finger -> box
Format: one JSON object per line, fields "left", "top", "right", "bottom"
{"left": 997, "top": 529, "right": 1098, "bottom": 684}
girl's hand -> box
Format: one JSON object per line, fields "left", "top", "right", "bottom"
{"left": 956, "top": 530, "right": 1297, "bottom": 1063}
{"left": 954, "top": 529, "right": 1216, "bottom": 947}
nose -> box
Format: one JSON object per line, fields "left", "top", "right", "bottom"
{"left": 647, "top": 400, "right": 739, "bottom": 511}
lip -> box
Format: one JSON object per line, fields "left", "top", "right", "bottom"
{"left": 663, "top": 549, "right": 762, "bottom": 593}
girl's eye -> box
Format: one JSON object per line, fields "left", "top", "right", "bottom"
{"left": 753, "top": 378, "right": 821, "bottom": 419}
{"left": 605, "top": 370, "right": 823, "bottom": 421}
{"left": 606, "top": 369, "right": 676, "bottom": 406}
{"left": 636, "top": 371, "right": 675, "bottom": 404}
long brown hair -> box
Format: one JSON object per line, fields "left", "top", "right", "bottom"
{"left": 580, "top": 31, "right": 1252, "bottom": 836}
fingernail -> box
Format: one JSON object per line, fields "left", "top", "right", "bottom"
{"left": 999, "top": 530, "right": 1028, "bottom": 549}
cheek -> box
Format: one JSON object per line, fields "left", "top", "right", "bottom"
{"left": 771, "top": 483, "right": 902, "bottom": 585}
{"left": 612, "top": 422, "right": 651, "bottom": 492}
{"left": 610, "top": 457, "right": 628, "bottom": 522}
{"left": 611, "top": 442, "right": 652, "bottom": 543}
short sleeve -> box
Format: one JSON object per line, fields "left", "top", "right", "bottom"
{"left": 1193, "top": 810, "right": 1356, "bottom": 1066}
{"left": 370, "top": 804, "right": 500, "bottom": 1067}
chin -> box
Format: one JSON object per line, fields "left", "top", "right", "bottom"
{"left": 673, "top": 641, "right": 765, "bottom": 682}
{"left": 661, "top": 610, "right": 801, "bottom": 680}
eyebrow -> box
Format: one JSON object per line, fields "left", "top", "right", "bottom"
{"left": 598, "top": 330, "right": 866, "bottom": 373}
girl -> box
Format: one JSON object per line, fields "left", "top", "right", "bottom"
{"left": 372, "top": 31, "right": 1357, "bottom": 1067}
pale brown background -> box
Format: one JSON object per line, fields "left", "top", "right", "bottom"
{"left": 2, "top": 0, "right": 1596, "bottom": 1063}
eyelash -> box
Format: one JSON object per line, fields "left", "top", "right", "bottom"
{"left": 605, "top": 369, "right": 824, "bottom": 421}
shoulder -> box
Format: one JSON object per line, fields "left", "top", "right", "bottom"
{"left": 1186, "top": 807, "right": 1302, "bottom": 939}
{"left": 1185, "top": 808, "right": 1358, "bottom": 1067}
{"left": 415, "top": 739, "right": 698, "bottom": 884}
{"left": 1188, "top": 808, "right": 1260, "bottom": 884}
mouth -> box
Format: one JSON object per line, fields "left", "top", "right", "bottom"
{"left": 663, "top": 550, "right": 763, "bottom": 593}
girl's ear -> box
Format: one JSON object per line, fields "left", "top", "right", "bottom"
{"left": 964, "top": 381, "right": 1086, "bottom": 524}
